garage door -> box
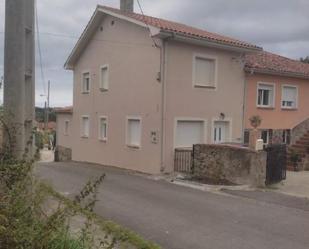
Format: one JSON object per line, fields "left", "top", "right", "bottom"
{"left": 175, "top": 120, "right": 205, "bottom": 148}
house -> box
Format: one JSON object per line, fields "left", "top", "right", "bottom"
{"left": 244, "top": 51, "right": 309, "bottom": 170}
{"left": 57, "top": 0, "right": 263, "bottom": 174}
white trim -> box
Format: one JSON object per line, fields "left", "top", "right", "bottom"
{"left": 256, "top": 82, "right": 276, "bottom": 108}
{"left": 173, "top": 117, "right": 208, "bottom": 149}
{"left": 192, "top": 53, "right": 218, "bottom": 90}
{"left": 64, "top": 120, "right": 70, "bottom": 136}
{"left": 281, "top": 84, "right": 298, "bottom": 110}
{"left": 261, "top": 129, "right": 270, "bottom": 145}
{"left": 98, "top": 116, "right": 108, "bottom": 142}
{"left": 211, "top": 118, "right": 233, "bottom": 144}
{"left": 99, "top": 64, "right": 109, "bottom": 91}
{"left": 81, "top": 70, "right": 91, "bottom": 94}
{"left": 126, "top": 116, "right": 142, "bottom": 149}
{"left": 81, "top": 115, "right": 90, "bottom": 138}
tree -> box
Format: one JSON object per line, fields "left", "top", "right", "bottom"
{"left": 300, "top": 56, "right": 309, "bottom": 64}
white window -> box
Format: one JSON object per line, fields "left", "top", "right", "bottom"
{"left": 81, "top": 116, "right": 90, "bottom": 138}
{"left": 261, "top": 130, "right": 269, "bottom": 145}
{"left": 98, "top": 117, "right": 108, "bottom": 141}
{"left": 82, "top": 72, "right": 90, "bottom": 93}
{"left": 282, "top": 85, "right": 297, "bottom": 109}
{"left": 100, "top": 65, "right": 109, "bottom": 91}
{"left": 257, "top": 83, "right": 275, "bottom": 107}
{"left": 193, "top": 55, "right": 216, "bottom": 88}
{"left": 175, "top": 120, "right": 205, "bottom": 148}
{"left": 127, "top": 118, "right": 142, "bottom": 148}
{"left": 64, "top": 120, "right": 69, "bottom": 136}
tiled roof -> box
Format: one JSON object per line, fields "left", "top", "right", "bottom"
{"left": 99, "top": 6, "right": 261, "bottom": 51}
{"left": 245, "top": 51, "right": 309, "bottom": 79}
{"left": 54, "top": 107, "right": 73, "bottom": 114}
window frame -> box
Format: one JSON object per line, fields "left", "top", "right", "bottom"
{"left": 192, "top": 53, "right": 218, "bottom": 89}
{"left": 98, "top": 116, "right": 108, "bottom": 142}
{"left": 261, "top": 129, "right": 269, "bottom": 145}
{"left": 81, "top": 71, "right": 91, "bottom": 94}
{"left": 126, "top": 116, "right": 142, "bottom": 149}
{"left": 99, "top": 65, "right": 109, "bottom": 91}
{"left": 211, "top": 118, "right": 232, "bottom": 144}
{"left": 256, "top": 82, "right": 276, "bottom": 108}
{"left": 64, "top": 120, "right": 70, "bottom": 136}
{"left": 173, "top": 117, "right": 208, "bottom": 149}
{"left": 281, "top": 84, "right": 298, "bottom": 110}
{"left": 81, "top": 115, "right": 90, "bottom": 138}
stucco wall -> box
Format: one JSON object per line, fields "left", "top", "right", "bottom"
{"left": 193, "top": 144, "right": 267, "bottom": 187}
{"left": 56, "top": 113, "right": 73, "bottom": 149}
{"left": 71, "top": 15, "right": 162, "bottom": 174}
{"left": 245, "top": 73, "right": 309, "bottom": 130}
{"left": 164, "top": 41, "right": 246, "bottom": 172}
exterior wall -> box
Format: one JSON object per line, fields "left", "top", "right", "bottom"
{"left": 193, "top": 144, "right": 267, "bottom": 187}
{"left": 71, "top": 15, "right": 162, "bottom": 174}
{"left": 245, "top": 73, "right": 309, "bottom": 130}
{"left": 164, "top": 41, "right": 246, "bottom": 172}
{"left": 56, "top": 113, "right": 73, "bottom": 149}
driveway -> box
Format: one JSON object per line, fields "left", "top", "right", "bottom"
{"left": 37, "top": 161, "right": 309, "bottom": 249}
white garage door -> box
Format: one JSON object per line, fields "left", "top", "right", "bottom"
{"left": 175, "top": 120, "right": 205, "bottom": 148}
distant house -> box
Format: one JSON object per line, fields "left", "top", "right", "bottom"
{"left": 56, "top": 1, "right": 309, "bottom": 173}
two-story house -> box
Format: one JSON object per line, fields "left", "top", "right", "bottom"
{"left": 57, "top": 1, "right": 262, "bottom": 174}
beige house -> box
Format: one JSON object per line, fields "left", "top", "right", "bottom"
{"left": 58, "top": 1, "right": 262, "bottom": 174}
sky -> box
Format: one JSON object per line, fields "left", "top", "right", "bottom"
{"left": 0, "top": 0, "right": 308, "bottom": 107}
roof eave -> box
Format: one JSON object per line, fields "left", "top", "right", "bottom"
{"left": 157, "top": 31, "right": 262, "bottom": 53}
{"left": 245, "top": 67, "right": 309, "bottom": 80}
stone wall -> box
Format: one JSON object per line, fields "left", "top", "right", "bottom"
{"left": 55, "top": 145, "right": 72, "bottom": 162}
{"left": 291, "top": 118, "right": 309, "bottom": 144}
{"left": 193, "top": 144, "right": 267, "bottom": 187}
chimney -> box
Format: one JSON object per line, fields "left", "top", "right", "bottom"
{"left": 120, "top": 0, "right": 134, "bottom": 12}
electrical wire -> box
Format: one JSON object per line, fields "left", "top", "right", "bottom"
{"left": 35, "top": 0, "right": 47, "bottom": 97}
{"left": 136, "top": 0, "right": 159, "bottom": 48}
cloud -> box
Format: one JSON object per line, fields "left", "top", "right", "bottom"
{"left": 0, "top": 0, "right": 308, "bottom": 107}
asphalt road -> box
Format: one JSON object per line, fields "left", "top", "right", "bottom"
{"left": 37, "top": 162, "right": 309, "bottom": 249}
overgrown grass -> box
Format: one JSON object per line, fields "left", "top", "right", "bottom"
{"left": 0, "top": 153, "right": 161, "bottom": 249}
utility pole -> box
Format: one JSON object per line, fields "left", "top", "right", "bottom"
{"left": 3, "top": 0, "right": 35, "bottom": 158}
{"left": 44, "top": 80, "right": 50, "bottom": 131}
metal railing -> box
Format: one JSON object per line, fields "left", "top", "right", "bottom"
{"left": 174, "top": 148, "right": 193, "bottom": 173}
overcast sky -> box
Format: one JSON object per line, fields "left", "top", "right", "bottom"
{"left": 0, "top": 0, "right": 308, "bottom": 107}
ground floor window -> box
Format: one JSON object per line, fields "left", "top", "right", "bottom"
{"left": 81, "top": 116, "right": 90, "bottom": 138}
{"left": 64, "top": 120, "right": 69, "bottom": 136}
{"left": 282, "top": 129, "right": 291, "bottom": 144}
{"left": 126, "top": 117, "right": 142, "bottom": 148}
{"left": 175, "top": 120, "right": 205, "bottom": 148}
{"left": 99, "top": 117, "right": 108, "bottom": 141}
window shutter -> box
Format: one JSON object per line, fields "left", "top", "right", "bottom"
{"left": 128, "top": 119, "right": 141, "bottom": 146}
{"left": 195, "top": 57, "right": 215, "bottom": 87}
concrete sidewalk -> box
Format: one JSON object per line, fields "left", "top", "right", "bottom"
{"left": 273, "top": 171, "right": 309, "bottom": 199}
{"left": 37, "top": 161, "right": 309, "bottom": 249}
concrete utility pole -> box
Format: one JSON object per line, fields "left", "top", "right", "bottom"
{"left": 3, "top": 0, "right": 35, "bottom": 158}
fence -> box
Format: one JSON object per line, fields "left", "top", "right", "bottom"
{"left": 174, "top": 148, "right": 193, "bottom": 173}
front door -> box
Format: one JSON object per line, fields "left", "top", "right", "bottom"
{"left": 214, "top": 122, "right": 226, "bottom": 144}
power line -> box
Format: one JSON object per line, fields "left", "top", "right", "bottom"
{"left": 136, "top": 0, "right": 159, "bottom": 48}
{"left": 35, "top": 0, "right": 47, "bottom": 97}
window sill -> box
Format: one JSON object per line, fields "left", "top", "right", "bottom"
{"left": 100, "top": 88, "right": 109, "bottom": 92}
{"left": 281, "top": 107, "right": 298, "bottom": 111}
{"left": 257, "top": 106, "right": 275, "bottom": 110}
{"left": 81, "top": 136, "right": 89, "bottom": 139}
{"left": 194, "top": 84, "right": 216, "bottom": 89}
{"left": 99, "top": 138, "right": 107, "bottom": 142}
{"left": 127, "top": 144, "right": 141, "bottom": 149}
{"left": 81, "top": 92, "right": 90, "bottom": 95}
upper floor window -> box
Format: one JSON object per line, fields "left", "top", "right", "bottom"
{"left": 126, "top": 117, "right": 142, "bottom": 148}
{"left": 100, "top": 65, "right": 109, "bottom": 91}
{"left": 82, "top": 72, "right": 90, "bottom": 93}
{"left": 98, "top": 117, "right": 108, "bottom": 141}
{"left": 282, "top": 85, "right": 298, "bottom": 109}
{"left": 257, "top": 83, "right": 275, "bottom": 108}
{"left": 193, "top": 55, "right": 216, "bottom": 88}
{"left": 81, "top": 116, "right": 90, "bottom": 138}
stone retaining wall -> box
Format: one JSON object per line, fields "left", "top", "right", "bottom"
{"left": 55, "top": 145, "right": 72, "bottom": 162}
{"left": 193, "top": 144, "right": 267, "bottom": 187}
